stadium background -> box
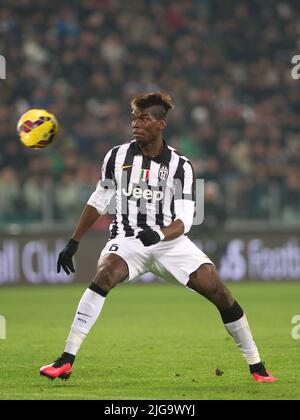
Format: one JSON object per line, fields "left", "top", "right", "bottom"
{"left": 1, "top": 0, "right": 300, "bottom": 284}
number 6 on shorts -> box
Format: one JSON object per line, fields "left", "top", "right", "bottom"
{"left": 109, "top": 244, "right": 119, "bottom": 252}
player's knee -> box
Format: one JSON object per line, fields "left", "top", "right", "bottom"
{"left": 204, "top": 265, "right": 220, "bottom": 296}
{"left": 188, "top": 264, "right": 216, "bottom": 295}
{"left": 188, "top": 264, "right": 233, "bottom": 307}
{"left": 203, "top": 267, "right": 233, "bottom": 309}
{"left": 93, "top": 263, "right": 120, "bottom": 292}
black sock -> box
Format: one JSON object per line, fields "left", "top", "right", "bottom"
{"left": 250, "top": 362, "right": 268, "bottom": 376}
{"left": 62, "top": 352, "right": 75, "bottom": 365}
{"left": 89, "top": 282, "right": 109, "bottom": 298}
{"left": 219, "top": 301, "right": 244, "bottom": 324}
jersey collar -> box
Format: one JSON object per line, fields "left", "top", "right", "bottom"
{"left": 133, "top": 140, "right": 170, "bottom": 164}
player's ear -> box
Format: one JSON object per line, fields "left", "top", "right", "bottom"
{"left": 158, "top": 119, "right": 166, "bottom": 130}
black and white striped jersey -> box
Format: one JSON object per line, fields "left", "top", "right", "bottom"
{"left": 87, "top": 140, "right": 195, "bottom": 239}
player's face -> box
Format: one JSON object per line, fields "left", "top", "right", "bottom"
{"left": 131, "top": 107, "right": 165, "bottom": 144}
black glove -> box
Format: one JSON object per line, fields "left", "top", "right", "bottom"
{"left": 136, "top": 229, "right": 162, "bottom": 247}
{"left": 57, "top": 239, "right": 79, "bottom": 275}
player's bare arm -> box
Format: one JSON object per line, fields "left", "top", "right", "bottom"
{"left": 57, "top": 205, "right": 101, "bottom": 275}
{"left": 161, "top": 219, "right": 184, "bottom": 241}
{"left": 71, "top": 204, "right": 100, "bottom": 242}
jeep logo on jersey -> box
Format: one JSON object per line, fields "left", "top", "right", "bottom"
{"left": 122, "top": 184, "right": 164, "bottom": 202}
{"left": 159, "top": 165, "right": 169, "bottom": 181}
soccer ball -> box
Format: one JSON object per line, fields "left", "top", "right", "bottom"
{"left": 17, "top": 109, "right": 59, "bottom": 149}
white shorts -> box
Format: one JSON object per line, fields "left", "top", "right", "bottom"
{"left": 99, "top": 235, "right": 214, "bottom": 286}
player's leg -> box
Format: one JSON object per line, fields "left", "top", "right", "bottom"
{"left": 64, "top": 253, "right": 129, "bottom": 356}
{"left": 152, "top": 237, "right": 276, "bottom": 382}
{"left": 187, "top": 264, "right": 276, "bottom": 382}
{"left": 40, "top": 253, "right": 128, "bottom": 380}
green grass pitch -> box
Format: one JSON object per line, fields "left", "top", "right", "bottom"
{"left": 0, "top": 282, "right": 299, "bottom": 400}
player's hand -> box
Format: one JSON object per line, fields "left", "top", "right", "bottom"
{"left": 57, "top": 239, "right": 79, "bottom": 275}
{"left": 136, "top": 229, "right": 163, "bottom": 247}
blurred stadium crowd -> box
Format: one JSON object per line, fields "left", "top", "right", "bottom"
{"left": 0, "top": 0, "right": 300, "bottom": 226}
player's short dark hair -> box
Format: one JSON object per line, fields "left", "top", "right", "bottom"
{"left": 130, "top": 92, "right": 174, "bottom": 119}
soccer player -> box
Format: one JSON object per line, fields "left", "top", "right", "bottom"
{"left": 40, "top": 92, "right": 276, "bottom": 383}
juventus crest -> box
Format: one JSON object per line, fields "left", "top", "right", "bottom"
{"left": 159, "top": 165, "right": 169, "bottom": 181}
